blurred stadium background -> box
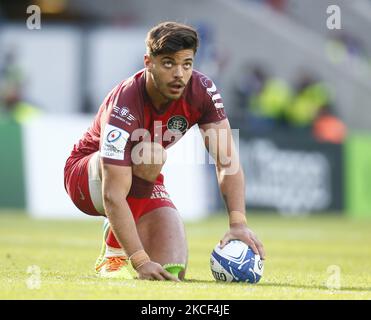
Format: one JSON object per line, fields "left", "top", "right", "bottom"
{"left": 0, "top": 0, "right": 371, "bottom": 299}
{"left": 1, "top": 0, "right": 371, "bottom": 219}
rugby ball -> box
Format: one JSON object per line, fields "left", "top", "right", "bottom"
{"left": 210, "top": 240, "right": 264, "bottom": 283}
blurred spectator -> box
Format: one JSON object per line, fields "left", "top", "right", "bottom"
{"left": 235, "top": 64, "right": 292, "bottom": 132}
{"left": 0, "top": 50, "right": 41, "bottom": 123}
{"left": 234, "top": 64, "right": 267, "bottom": 112}
{"left": 234, "top": 64, "right": 346, "bottom": 142}
{"left": 246, "top": 0, "right": 288, "bottom": 13}
{"left": 326, "top": 32, "right": 370, "bottom": 71}
{"left": 313, "top": 106, "right": 346, "bottom": 144}
{"left": 332, "top": 32, "right": 368, "bottom": 60}
{"left": 284, "top": 72, "right": 330, "bottom": 128}
{"left": 265, "top": 0, "right": 288, "bottom": 12}
{"left": 195, "top": 22, "right": 228, "bottom": 86}
{"left": 251, "top": 77, "right": 292, "bottom": 121}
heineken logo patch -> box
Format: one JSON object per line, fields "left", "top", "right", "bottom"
{"left": 167, "top": 115, "right": 188, "bottom": 134}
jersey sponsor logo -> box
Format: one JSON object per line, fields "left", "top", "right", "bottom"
{"left": 117, "top": 106, "right": 129, "bottom": 116}
{"left": 200, "top": 75, "right": 225, "bottom": 109}
{"left": 167, "top": 115, "right": 189, "bottom": 134}
{"left": 113, "top": 105, "right": 136, "bottom": 122}
{"left": 119, "top": 107, "right": 136, "bottom": 121}
{"left": 101, "top": 124, "right": 130, "bottom": 160}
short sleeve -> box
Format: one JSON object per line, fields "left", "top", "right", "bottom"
{"left": 100, "top": 85, "right": 141, "bottom": 166}
{"left": 197, "top": 77, "right": 227, "bottom": 125}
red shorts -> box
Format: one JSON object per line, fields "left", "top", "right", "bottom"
{"left": 64, "top": 152, "right": 176, "bottom": 222}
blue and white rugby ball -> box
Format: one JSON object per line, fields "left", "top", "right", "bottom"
{"left": 210, "top": 240, "right": 264, "bottom": 283}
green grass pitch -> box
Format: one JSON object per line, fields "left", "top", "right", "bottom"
{"left": 0, "top": 211, "right": 370, "bottom": 300}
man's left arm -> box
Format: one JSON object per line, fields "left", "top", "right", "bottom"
{"left": 199, "top": 119, "right": 265, "bottom": 259}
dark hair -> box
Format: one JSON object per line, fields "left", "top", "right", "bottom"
{"left": 146, "top": 21, "right": 199, "bottom": 56}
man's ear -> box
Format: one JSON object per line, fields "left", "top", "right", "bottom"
{"left": 144, "top": 54, "right": 152, "bottom": 73}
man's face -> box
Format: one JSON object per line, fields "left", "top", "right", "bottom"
{"left": 145, "top": 49, "right": 194, "bottom": 101}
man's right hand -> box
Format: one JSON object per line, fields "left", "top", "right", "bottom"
{"left": 136, "top": 261, "right": 180, "bottom": 281}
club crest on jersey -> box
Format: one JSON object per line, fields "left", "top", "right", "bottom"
{"left": 167, "top": 115, "right": 188, "bottom": 134}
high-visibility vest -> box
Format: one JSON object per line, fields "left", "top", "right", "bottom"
{"left": 285, "top": 83, "right": 330, "bottom": 126}
{"left": 249, "top": 79, "right": 292, "bottom": 119}
{"left": 11, "top": 102, "right": 41, "bottom": 124}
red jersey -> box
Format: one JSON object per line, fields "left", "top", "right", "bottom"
{"left": 70, "top": 69, "right": 227, "bottom": 166}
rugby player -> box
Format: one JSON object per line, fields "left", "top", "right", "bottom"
{"left": 64, "top": 21, "right": 265, "bottom": 281}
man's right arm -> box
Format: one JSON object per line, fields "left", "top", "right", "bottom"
{"left": 101, "top": 163, "right": 141, "bottom": 255}
{"left": 101, "top": 162, "right": 179, "bottom": 281}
